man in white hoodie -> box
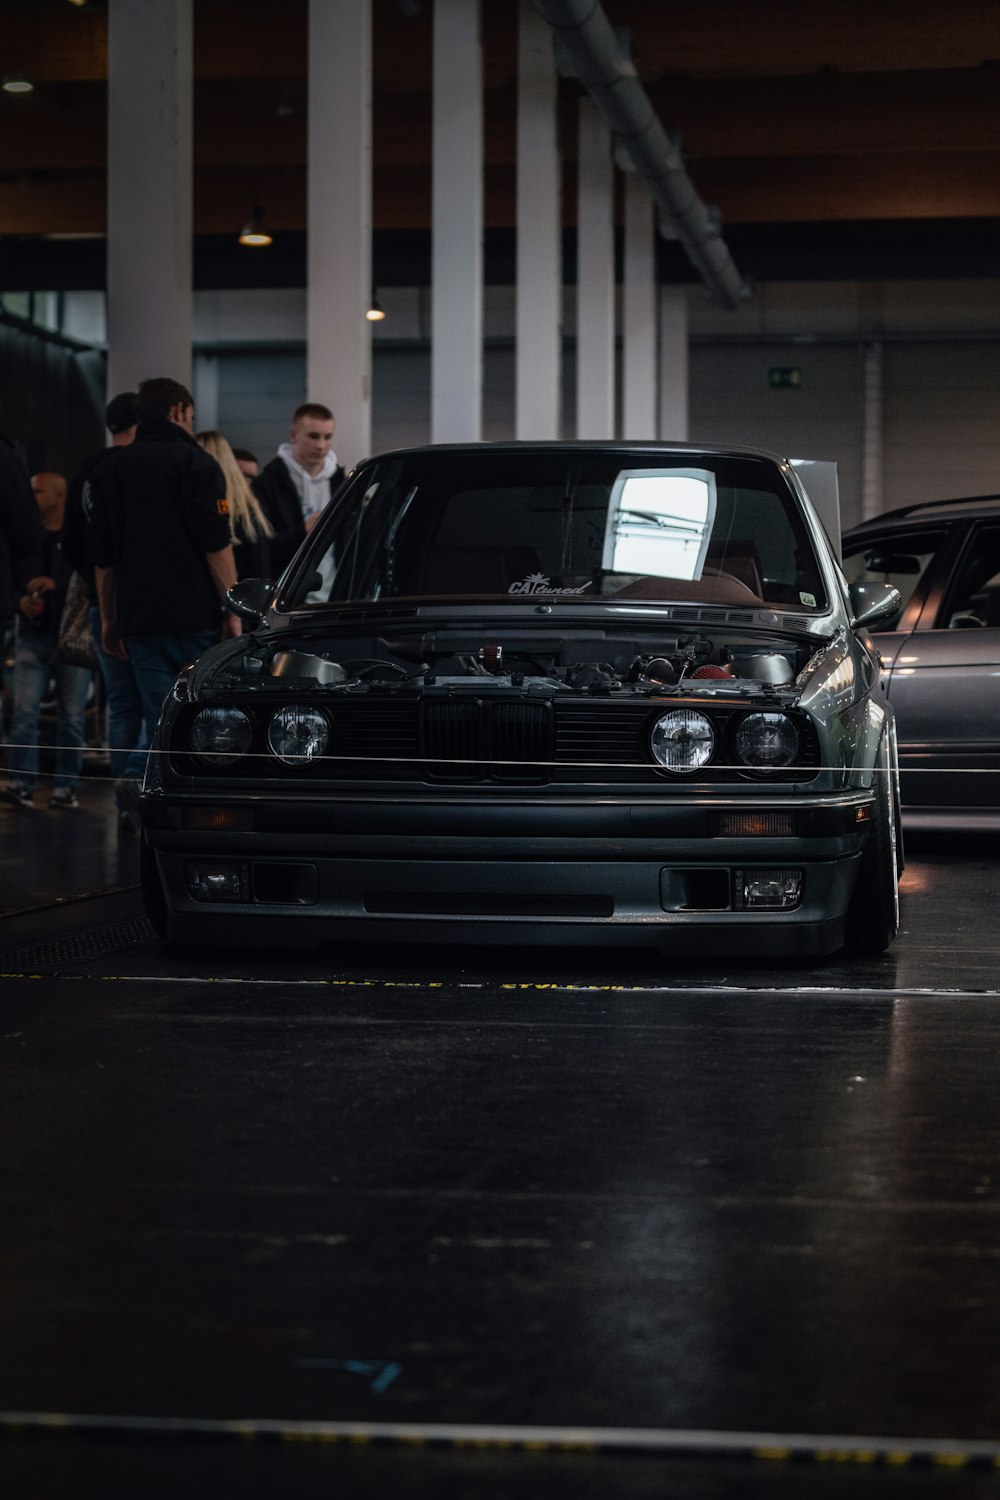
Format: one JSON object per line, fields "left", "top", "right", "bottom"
{"left": 252, "top": 403, "right": 346, "bottom": 576}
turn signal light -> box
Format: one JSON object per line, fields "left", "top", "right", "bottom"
{"left": 182, "top": 806, "right": 254, "bottom": 832}
{"left": 719, "top": 812, "right": 795, "bottom": 837}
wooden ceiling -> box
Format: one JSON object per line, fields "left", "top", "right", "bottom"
{"left": 1, "top": 0, "right": 999, "bottom": 276}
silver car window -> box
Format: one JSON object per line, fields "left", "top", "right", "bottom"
{"left": 841, "top": 528, "right": 947, "bottom": 629}
{"left": 944, "top": 525, "right": 1000, "bottom": 629}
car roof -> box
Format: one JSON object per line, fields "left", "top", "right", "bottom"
{"left": 352, "top": 439, "right": 797, "bottom": 466}
{"left": 845, "top": 493, "right": 1000, "bottom": 536}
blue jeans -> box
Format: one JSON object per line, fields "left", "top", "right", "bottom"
{"left": 5, "top": 622, "right": 91, "bottom": 793}
{"left": 126, "top": 631, "right": 220, "bottom": 782}
{"left": 88, "top": 605, "right": 148, "bottom": 781}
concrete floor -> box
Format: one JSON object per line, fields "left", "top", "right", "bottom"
{"left": 1, "top": 777, "right": 999, "bottom": 1497}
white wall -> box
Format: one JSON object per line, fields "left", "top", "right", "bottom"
{"left": 884, "top": 342, "right": 1000, "bottom": 507}
{"left": 688, "top": 342, "right": 865, "bottom": 528}
{"left": 57, "top": 278, "right": 1000, "bottom": 516}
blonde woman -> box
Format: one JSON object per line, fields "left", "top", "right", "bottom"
{"left": 195, "top": 430, "right": 274, "bottom": 579}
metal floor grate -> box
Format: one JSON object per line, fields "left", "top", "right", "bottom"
{"left": 0, "top": 915, "right": 156, "bottom": 972}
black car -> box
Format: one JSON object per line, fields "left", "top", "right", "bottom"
{"left": 139, "top": 442, "right": 902, "bottom": 958}
{"left": 843, "top": 494, "right": 1000, "bottom": 829}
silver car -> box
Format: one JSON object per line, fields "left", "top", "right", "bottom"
{"left": 843, "top": 495, "right": 1000, "bottom": 830}
{"left": 139, "top": 442, "right": 902, "bottom": 957}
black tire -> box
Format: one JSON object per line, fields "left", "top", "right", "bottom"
{"left": 139, "top": 836, "right": 169, "bottom": 941}
{"left": 846, "top": 740, "right": 900, "bottom": 955}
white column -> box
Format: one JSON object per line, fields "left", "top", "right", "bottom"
{"left": 622, "top": 172, "right": 656, "bottom": 439}
{"left": 658, "top": 285, "right": 689, "bottom": 440}
{"left": 861, "top": 340, "right": 884, "bottom": 520}
{"left": 576, "top": 98, "right": 615, "bottom": 439}
{"left": 432, "top": 0, "right": 483, "bottom": 443}
{"left": 308, "top": 0, "right": 372, "bottom": 470}
{"left": 106, "top": 0, "right": 192, "bottom": 396}
{"left": 515, "top": 0, "right": 560, "bottom": 440}
{"left": 192, "top": 352, "right": 220, "bottom": 433}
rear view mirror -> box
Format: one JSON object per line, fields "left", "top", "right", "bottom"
{"left": 227, "top": 577, "right": 275, "bottom": 626}
{"left": 849, "top": 580, "right": 901, "bottom": 629}
{"left": 865, "top": 551, "right": 922, "bottom": 575}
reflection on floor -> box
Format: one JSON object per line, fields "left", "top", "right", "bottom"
{"left": 0, "top": 771, "right": 139, "bottom": 916}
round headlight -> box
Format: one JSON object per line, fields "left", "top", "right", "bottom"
{"left": 267, "top": 704, "right": 330, "bottom": 767}
{"left": 735, "top": 711, "right": 800, "bottom": 768}
{"left": 189, "top": 706, "right": 253, "bottom": 766}
{"left": 650, "top": 709, "right": 715, "bottom": 773}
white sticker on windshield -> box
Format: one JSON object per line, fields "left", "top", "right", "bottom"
{"left": 799, "top": 591, "right": 817, "bottom": 607}
{"left": 508, "top": 573, "right": 591, "bottom": 596}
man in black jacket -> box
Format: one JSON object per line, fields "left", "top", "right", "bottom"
{"left": 88, "top": 376, "right": 241, "bottom": 816}
{"left": 251, "top": 402, "right": 345, "bottom": 577}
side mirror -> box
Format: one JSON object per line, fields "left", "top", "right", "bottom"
{"left": 849, "top": 580, "right": 901, "bottom": 629}
{"left": 227, "top": 577, "right": 275, "bottom": 626}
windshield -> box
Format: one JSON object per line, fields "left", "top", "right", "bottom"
{"left": 283, "top": 449, "right": 827, "bottom": 611}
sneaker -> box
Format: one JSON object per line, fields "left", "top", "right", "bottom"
{"left": 49, "top": 788, "right": 79, "bottom": 810}
{"left": 114, "top": 775, "right": 142, "bottom": 824}
{"left": 0, "top": 780, "right": 34, "bottom": 809}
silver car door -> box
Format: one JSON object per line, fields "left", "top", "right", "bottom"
{"left": 887, "top": 522, "right": 1000, "bottom": 817}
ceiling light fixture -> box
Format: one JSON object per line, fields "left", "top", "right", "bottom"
{"left": 366, "top": 292, "right": 386, "bottom": 322}
{"left": 2, "top": 74, "right": 34, "bottom": 95}
{"left": 238, "top": 204, "right": 272, "bottom": 247}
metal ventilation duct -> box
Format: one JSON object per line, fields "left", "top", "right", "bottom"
{"left": 531, "top": 0, "right": 753, "bottom": 309}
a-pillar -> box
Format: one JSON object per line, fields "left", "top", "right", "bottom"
{"left": 576, "top": 98, "right": 615, "bottom": 439}
{"left": 432, "top": 0, "right": 482, "bottom": 443}
{"left": 308, "top": 0, "right": 372, "bottom": 470}
{"left": 658, "top": 285, "right": 689, "bottom": 441}
{"left": 106, "top": 0, "right": 192, "bottom": 397}
{"left": 622, "top": 172, "right": 656, "bottom": 439}
{"left": 516, "top": 1, "right": 560, "bottom": 440}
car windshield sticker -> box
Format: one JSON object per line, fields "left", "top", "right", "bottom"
{"left": 799, "top": 591, "right": 817, "bottom": 606}
{"left": 508, "top": 574, "right": 592, "bottom": 595}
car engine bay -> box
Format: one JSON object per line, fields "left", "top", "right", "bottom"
{"left": 200, "top": 625, "right": 824, "bottom": 705}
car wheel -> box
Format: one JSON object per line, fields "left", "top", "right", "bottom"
{"left": 139, "top": 836, "right": 168, "bottom": 941}
{"left": 846, "top": 738, "right": 900, "bottom": 955}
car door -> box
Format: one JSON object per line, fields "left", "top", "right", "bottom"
{"left": 841, "top": 522, "right": 961, "bottom": 812}
{"left": 885, "top": 521, "right": 1000, "bottom": 818}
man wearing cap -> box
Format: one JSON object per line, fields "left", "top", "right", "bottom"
{"left": 63, "top": 391, "right": 147, "bottom": 834}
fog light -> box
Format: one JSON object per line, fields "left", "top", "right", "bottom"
{"left": 741, "top": 868, "right": 803, "bottom": 909}
{"left": 185, "top": 861, "right": 249, "bottom": 902}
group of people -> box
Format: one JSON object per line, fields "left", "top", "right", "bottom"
{"left": 0, "top": 377, "right": 345, "bottom": 829}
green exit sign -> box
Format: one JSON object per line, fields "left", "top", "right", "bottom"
{"left": 769, "top": 367, "right": 802, "bottom": 389}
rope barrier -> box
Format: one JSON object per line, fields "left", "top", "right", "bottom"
{"left": 0, "top": 739, "right": 986, "bottom": 775}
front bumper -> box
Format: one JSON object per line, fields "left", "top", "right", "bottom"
{"left": 141, "top": 790, "right": 874, "bottom": 958}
